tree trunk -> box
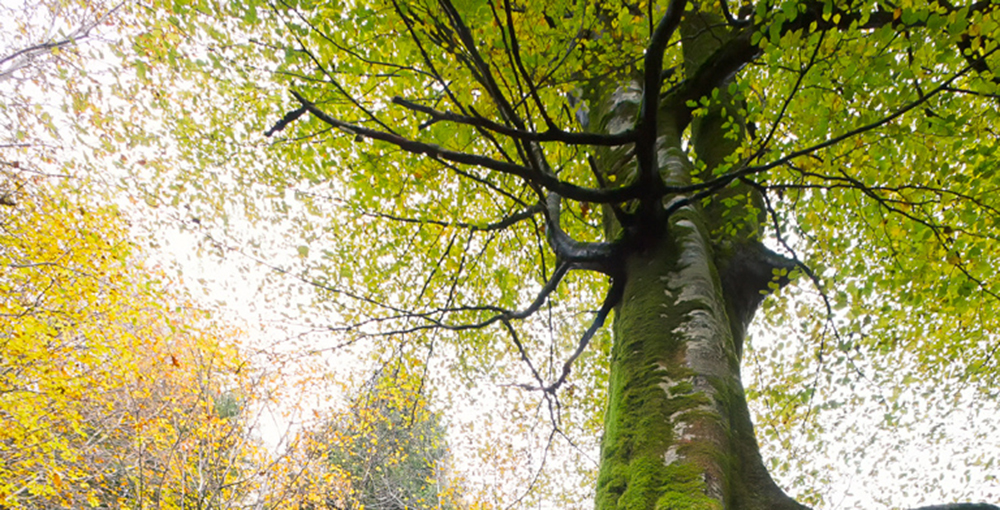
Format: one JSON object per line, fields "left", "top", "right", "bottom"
{"left": 591, "top": 12, "right": 805, "bottom": 510}
{"left": 595, "top": 214, "right": 802, "bottom": 510}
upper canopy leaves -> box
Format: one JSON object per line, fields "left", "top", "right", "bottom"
{"left": 111, "top": 0, "right": 1000, "bottom": 505}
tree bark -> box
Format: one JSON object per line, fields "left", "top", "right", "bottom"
{"left": 589, "top": 7, "right": 1000, "bottom": 509}
{"left": 592, "top": 10, "right": 806, "bottom": 510}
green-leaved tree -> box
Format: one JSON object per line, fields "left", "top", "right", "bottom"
{"left": 315, "top": 368, "right": 454, "bottom": 510}
{"left": 111, "top": 0, "right": 1000, "bottom": 508}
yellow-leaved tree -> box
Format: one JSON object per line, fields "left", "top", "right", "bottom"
{"left": 0, "top": 178, "right": 264, "bottom": 508}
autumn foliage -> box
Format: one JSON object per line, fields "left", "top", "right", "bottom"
{"left": 0, "top": 181, "right": 257, "bottom": 508}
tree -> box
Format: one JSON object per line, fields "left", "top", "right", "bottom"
{"left": 1, "top": 0, "right": 126, "bottom": 193}
{"left": 271, "top": 364, "right": 459, "bottom": 510}
{"left": 313, "top": 365, "right": 456, "bottom": 510}
{"left": 107, "top": 0, "right": 1000, "bottom": 508}
{"left": 0, "top": 180, "right": 263, "bottom": 509}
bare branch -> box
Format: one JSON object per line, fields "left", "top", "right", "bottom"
{"left": 0, "top": 1, "right": 125, "bottom": 81}
{"left": 546, "top": 276, "right": 624, "bottom": 393}
{"left": 357, "top": 201, "right": 545, "bottom": 232}
{"left": 500, "top": 0, "right": 557, "bottom": 131}
{"left": 500, "top": 319, "right": 547, "bottom": 398}
{"left": 743, "top": 177, "right": 834, "bottom": 322}
{"left": 436, "top": 0, "right": 525, "bottom": 129}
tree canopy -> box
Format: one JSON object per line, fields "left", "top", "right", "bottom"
{"left": 3, "top": 0, "right": 1000, "bottom": 507}
{"left": 0, "top": 179, "right": 264, "bottom": 508}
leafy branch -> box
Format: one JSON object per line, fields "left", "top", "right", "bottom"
{"left": 286, "top": 90, "right": 643, "bottom": 204}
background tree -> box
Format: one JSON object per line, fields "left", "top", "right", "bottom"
{"left": 0, "top": 3, "right": 352, "bottom": 509}
{"left": 1, "top": 0, "right": 126, "bottom": 198}
{"left": 311, "top": 365, "right": 456, "bottom": 510}
{"left": 260, "top": 364, "right": 462, "bottom": 510}
{"left": 65, "top": 0, "right": 1000, "bottom": 508}
{"left": 0, "top": 179, "right": 264, "bottom": 508}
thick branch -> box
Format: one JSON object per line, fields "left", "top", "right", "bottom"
{"left": 664, "top": 26, "right": 758, "bottom": 129}
{"left": 544, "top": 193, "right": 620, "bottom": 275}
{"left": 286, "top": 90, "right": 642, "bottom": 204}
{"left": 635, "top": 0, "right": 687, "bottom": 195}
{"left": 719, "top": 0, "right": 751, "bottom": 27}
{"left": 660, "top": 52, "right": 995, "bottom": 198}
{"left": 664, "top": 0, "right": 997, "bottom": 131}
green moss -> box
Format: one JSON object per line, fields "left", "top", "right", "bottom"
{"left": 655, "top": 462, "right": 722, "bottom": 510}
{"left": 597, "top": 232, "right": 731, "bottom": 510}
